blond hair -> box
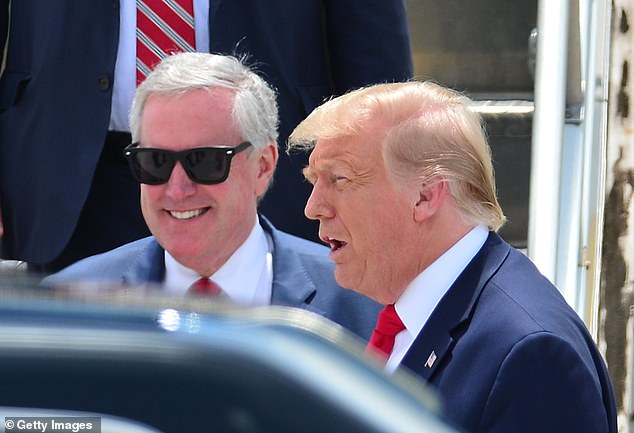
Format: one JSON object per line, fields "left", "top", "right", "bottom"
{"left": 288, "top": 81, "right": 505, "bottom": 231}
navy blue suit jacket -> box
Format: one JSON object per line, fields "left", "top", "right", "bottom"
{"left": 401, "top": 232, "right": 617, "bottom": 433}
{"left": 44, "top": 217, "right": 382, "bottom": 341}
{"left": 0, "top": 0, "right": 412, "bottom": 263}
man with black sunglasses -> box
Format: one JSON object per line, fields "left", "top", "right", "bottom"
{"left": 1, "top": 0, "right": 412, "bottom": 275}
{"left": 44, "top": 52, "right": 381, "bottom": 341}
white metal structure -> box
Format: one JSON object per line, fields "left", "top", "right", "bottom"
{"left": 531, "top": 0, "right": 633, "bottom": 430}
{"left": 530, "top": 0, "right": 610, "bottom": 333}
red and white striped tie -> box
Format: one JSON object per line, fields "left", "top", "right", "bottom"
{"left": 136, "top": 0, "right": 196, "bottom": 85}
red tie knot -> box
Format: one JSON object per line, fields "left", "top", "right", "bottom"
{"left": 188, "top": 277, "right": 223, "bottom": 296}
{"left": 367, "top": 304, "right": 406, "bottom": 358}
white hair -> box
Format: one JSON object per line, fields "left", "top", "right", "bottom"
{"left": 130, "top": 52, "right": 279, "bottom": 152}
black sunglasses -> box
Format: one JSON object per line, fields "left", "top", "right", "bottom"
{"left": 123, "top": 142, "right": 252, "bottom": 185}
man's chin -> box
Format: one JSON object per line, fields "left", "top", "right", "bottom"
{"left": 334, "top": 269, "right": 362, "bottom": 294}
{"left": 164, "top": 242, "right": 204, "bottom": 263}
{"left": 335, "top": 270, "right": 386, "bottom": 303}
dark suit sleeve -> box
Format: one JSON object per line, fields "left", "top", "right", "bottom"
{"left": 321, "top": 0, "right": 413, "bottom": 92}
{"left": 477, "top": 333, "right": 612, "bottom": 433}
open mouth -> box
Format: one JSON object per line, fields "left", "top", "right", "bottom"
{"left": 168, "top": 208, "right": 209, "bottom": 220}
{"left": 323, "top": 236, "right": 348, "bottom": 253}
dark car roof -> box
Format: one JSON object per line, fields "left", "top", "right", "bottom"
{"left": 0, "top": 280, "right": 456, "bottom": 433}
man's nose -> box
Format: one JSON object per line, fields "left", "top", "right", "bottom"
{"left": 164, "top": 162, "right": 197, "bottom": 198}
{"left": 304, "top": 182, "right": 334, "bottom": 221}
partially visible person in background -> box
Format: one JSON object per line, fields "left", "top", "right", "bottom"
{"left": 288, "top": 81, "right": 617, "bottom": 433}
{"left": 0, "top": 0, "right": 9, "bottom": 240}
{"left": 44, "top": 52, "right": 381, "bottom": 341}
{"left": 0, "top": 0, "right": 6, "bottom": 78}
{"left": 0, "top": 0, "right": 412, "bottom": 275}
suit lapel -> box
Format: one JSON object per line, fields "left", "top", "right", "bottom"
{"left": 117, "top": 219, "right": 320, "bottom": 309}
{"left": 208, "top": 0, "right": 221, "bottom": 39}
{"left": 121, "top": 239, "right": 166, "bottom": 285}
{"left": 261, "top": 217, "right": 324, "bottom": 315}
{"left": 401, "top": 232, "right": 511, "bottom": 381}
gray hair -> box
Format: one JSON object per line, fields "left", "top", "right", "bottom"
{"left": 130, "top": 52, "right": 279, "bottom": 151}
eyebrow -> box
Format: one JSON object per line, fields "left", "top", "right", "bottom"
{"left": 302, "top": 166, "right": 316, "bottom": 182}
{"left": 304, "top": 158, "right": 357, "bottom": 179}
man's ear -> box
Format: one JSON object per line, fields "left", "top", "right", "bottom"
{"left": 255, "top": 143, "right": 279, "bottom": 195}
{"left": 413, "top": 178, "right": 448, "bottom": 223}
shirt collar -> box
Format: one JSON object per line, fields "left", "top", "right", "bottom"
{"left": 164, "top": 216, "right": 273, "bottom": 305}
{"left": 395, "top": 225, "right": 489, "bottom": 340}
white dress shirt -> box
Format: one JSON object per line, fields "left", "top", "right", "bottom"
{"left": 109, "top": 0, "right": 210, "bottom": 132}
{"left": 163, "top": 216, "right": 274, "bottom": 306}
{"left": 385, "top": 225, "right": 489, "bottom": 373}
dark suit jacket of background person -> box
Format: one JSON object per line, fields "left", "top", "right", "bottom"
{"left": 44, "top": 217, "right": 382, "bottom": 341}
{"left": 398, "top": 232, "right": 617, "bottom": 433}
{"left": 0, "top": 0, "right": 413, "bottom": 265}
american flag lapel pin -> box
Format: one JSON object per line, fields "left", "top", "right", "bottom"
{"left": 425, "top": 350, "right": 437, "bottom": 368}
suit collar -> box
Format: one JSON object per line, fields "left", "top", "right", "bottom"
{"left": 121, "top": 239, "right": 165, "bottom": 285}
{"left": 401, "top": 232, "right": 510, "bottom": 380}
{"left": 260, "top": 217, "right": 323, "bottom": 315}
{"left": 119, "top": 217, "right": 321, "bottom": 312}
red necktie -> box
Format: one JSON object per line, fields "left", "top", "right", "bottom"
{"left": 136, "top": 0, "right": 196, "bottom": 85}
{"left": 188, "top": 277, "right": 223, "bottom": 296}
{"left": 367, "top": 304, "right": 406, "bottom": 358}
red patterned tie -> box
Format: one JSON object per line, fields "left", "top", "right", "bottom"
{"left": 188, "top": 277, "right": 223, "bottom": 296}
{"left": 136, "top": 0, "right": 196, "bottom": 85}
{"left": 367, "top": 304, "right": 406, "bottom": 358}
